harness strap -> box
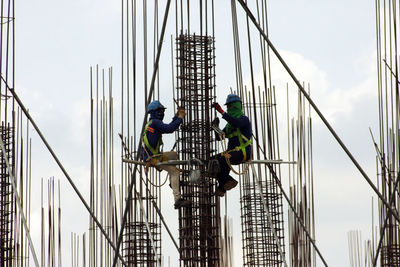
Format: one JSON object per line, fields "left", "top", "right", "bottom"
{"left": 226, "top": 128, "right": 252, "bottom": 161}
{"left": 143, "top": 120, "right": 163, "bottom": 155}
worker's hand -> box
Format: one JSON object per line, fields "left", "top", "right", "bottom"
{"left": 212, "top": 102, "right": 224, "bottom": 114}
{"left": 177, "top": 107, "right": 186, "bottom": 118}
{"left": 211, "top": 117, "right": 219, "bottom": 127}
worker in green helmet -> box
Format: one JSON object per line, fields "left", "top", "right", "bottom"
{"left": 211, "top": 94, "right": 252, "bottom": 196}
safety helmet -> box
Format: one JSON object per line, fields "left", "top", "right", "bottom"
{"left": 225, "top": 94, "right": 242, "bottom": 105}
{"left": 147, "top": 100, "right": 166, "bottom": 113}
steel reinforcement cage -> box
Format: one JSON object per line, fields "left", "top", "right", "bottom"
{"left": 123, "top": 221, "right": 160, "bottom": 266}
{"left": 0, "top": 125, "right": 14, "bottom": 265}
{"left": 122, "top": 167, "right": 162, "bottom": 266}
{"left": 240, "top": 179, "right": 285, "bottom": 266}
{"left": 176, "top": 33, "right": 221, "bottom": 266}
{"left": 239, "top": 87, "right": 286, "bottom": 266}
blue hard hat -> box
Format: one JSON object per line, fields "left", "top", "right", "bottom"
{"left": 225, "top": 94, "right": 242, "bottom": 105}
{"left": 147, "top": 100, "right": 166, "bottom": 113}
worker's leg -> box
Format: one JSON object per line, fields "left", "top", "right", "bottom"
{"left": 214, "top": 154, "right": 230, "bottom": 185}
{"left": 159, "top": 165, "right": 181, "bottom": 201}
{"left": 162, "top": 151, "right": 178, "bottom": 160}
{"left": 159, "top": 151, "right": 179, "bottom": 201}
{"left": 214, "top": 150, "right": 244, "bottom": 191}
{"left": 159, "top": 151, "right": 190, "bottom": 209}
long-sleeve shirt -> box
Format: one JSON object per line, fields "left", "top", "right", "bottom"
{"left": 141, "top": 116, "right": 182, "bottom": 160}
{"left": 217, "top": 112, "right": 252, "bottom": 156}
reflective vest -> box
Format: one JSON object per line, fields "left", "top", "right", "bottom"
{"left": 143, "top": 120, "right": 163, "bottom": 156}
{"left": 226, "top": 128, "right": 252, "bottom": 161}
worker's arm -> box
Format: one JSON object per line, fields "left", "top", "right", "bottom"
{"left": 222, "top": 113, "right": 250, "bottom": 129}
{"left": 152, "top": 117, "right": 183, "bottom": 133}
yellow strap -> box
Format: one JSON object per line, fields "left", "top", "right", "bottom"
{"left": 219, "top": 128, "right": 252, "bottom": 175}
{"left": 236, "top": 128, "right": 251, "bottom": 161}
{"left": 143, "top": 120, "right": 163, "bottom": 155}
{"left": 227, "top": 128, "right": 252, "bottom": 152}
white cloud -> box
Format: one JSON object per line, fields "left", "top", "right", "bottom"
{"left": 244, "top": 49, "right": 378, "bottom": 125}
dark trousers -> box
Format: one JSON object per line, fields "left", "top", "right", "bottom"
{"left": 212, "top": 150, "right": 244, "bottom": 188}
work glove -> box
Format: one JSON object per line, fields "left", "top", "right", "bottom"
{"left": 212, "top": 102, "right": 224, "bottom": 114}
{"left": 211, "top": 117, "right": 219, "bottom": 127}
{"left": 177, "top": 107, "right": 186, "bottom": 118}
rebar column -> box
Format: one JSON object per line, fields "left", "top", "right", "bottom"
{"left": 240, "top": 180, "right": 285, "bottom": 266}
{"left": 241, "top": 181, "right": 283, "bottom": 266}
{"left": 123, "top": 221, "right": 160, "bottom": 266}
{"left": 176, "top": 33, "right": 220, "bottom": 266}
{"left": 0, "top": 0, "right": 16, "bottom": 262}
{"left": 239, "top": 87, "right": 285, "bottom": 266}
{"left": 0, "top": 125, "right": 14, "bottom": 266}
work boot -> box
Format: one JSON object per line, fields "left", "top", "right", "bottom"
{"left": 223, "top": 177, "right": 238, "bottom": 191}
{"left": 215, "top": 187, "right": 226, "bottom": 197}
{"left": 174, "top": 198, "right": 191, "bottom": 209}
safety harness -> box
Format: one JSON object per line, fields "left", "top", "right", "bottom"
{"left": 143, "top": 120, "right": 163, "bottom": 156}
{"left": 142, "top": 120, "right": 168, "bottom": 170}
{"left": 215, "top": 126, "right": 252, "bottom": 176}
{"left": 226, "top": 128, "right": 252, "bottom": 161}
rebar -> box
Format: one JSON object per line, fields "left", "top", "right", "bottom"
{"left": 0, "top": 0, "right": 15, "bottom": 263}
{"left": 287, "top": 87, "right": 317, "bottom": 267}
{"left": 176, "top": 33, "right": 221, "bottom": 266}
{"left": 112, "top": 1, "right": 172, "bottom": 265}
{"left": 373, "top": 0, "right": 400, "bottom": 266}
{"left": 236, "top": 0, "right": 400, "bottom": 227}
{"left": 239, "top": 87, "right": 286, "bottom": 266}
{"left": 0, "top": 125, "right": 14, "bottom": 265}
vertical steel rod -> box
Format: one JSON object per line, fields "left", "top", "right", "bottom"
{"left": 0, "top": 81, "right": 127, "bottom": 266}
{"left": 236, "top": 0, "right": 400, "bottom": 224}
{"left": 373, "top": 171, "right": 400, "bottom": 266}
{"left": 112, "top": 0, "right": 172, "bottom": 266}
{"left": 0, "top": 132, "right": 39, "bottom": 267}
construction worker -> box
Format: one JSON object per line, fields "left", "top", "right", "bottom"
{"left": 141, "top": 100, "right": 191, "bottom": 209}
{"left": 211, "top": 94, "right": 252, "bottom": 196}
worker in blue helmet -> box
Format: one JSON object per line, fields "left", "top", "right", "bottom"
{"left": 141, "top": 100, "right": 190, "bottom": 209}
{"left": 211, "top": 94, "right": 252, "bottom": 196}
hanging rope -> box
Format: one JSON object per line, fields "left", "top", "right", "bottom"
{"left": 144, "top": 164, "right": 170, "bottom": 188}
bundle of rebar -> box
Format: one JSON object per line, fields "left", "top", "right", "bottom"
{"left": 88, "top": 67, "right": 123, "bottom": 266}
{"left": 348, "top": 230, "right": 375, "bottom": 267}
{"left": 287, "top": 87, "right": 316, "bottom": 267}
{"left": 41, "top": 177, "right": 62, "bottom": 267}
{"left": 374, "top": 0, "right": 400, "bottom": 265}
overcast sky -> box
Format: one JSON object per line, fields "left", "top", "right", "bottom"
{"left": 15, "top": 0, "right": 380, "bottom": 266}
